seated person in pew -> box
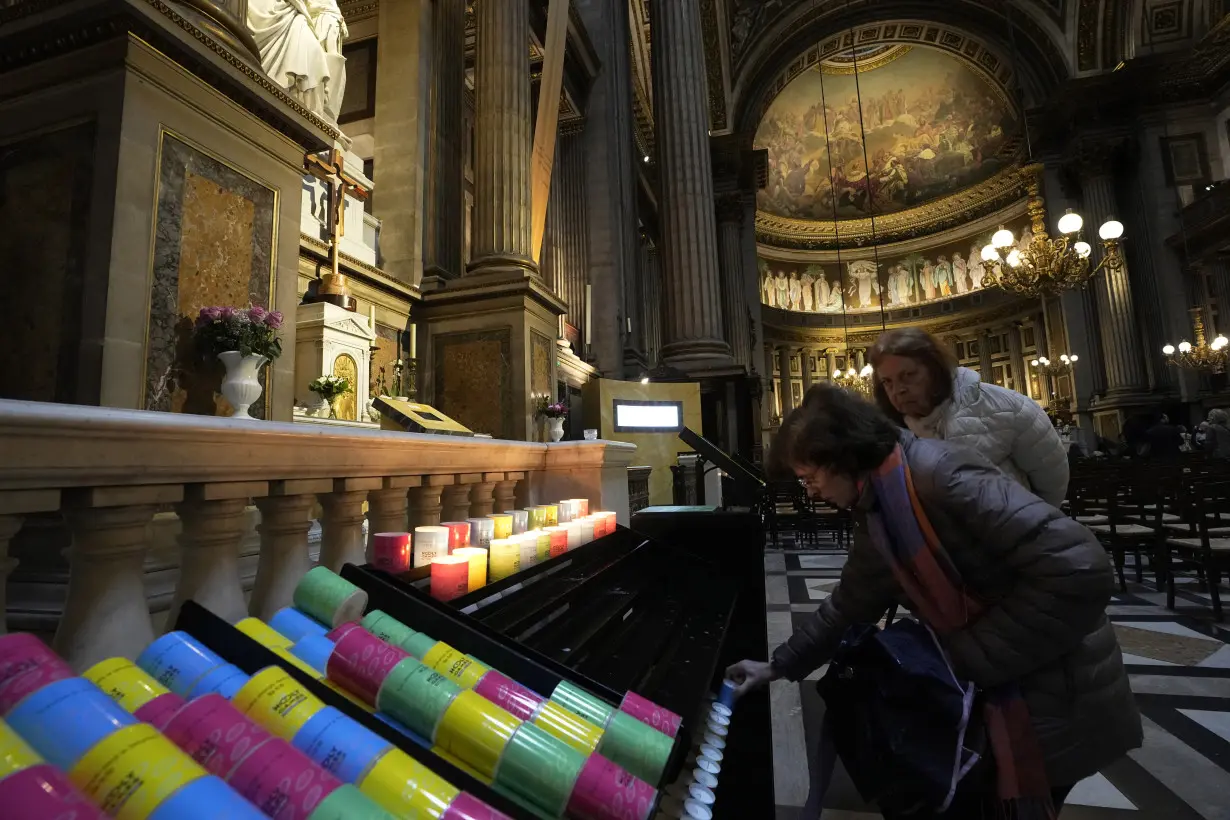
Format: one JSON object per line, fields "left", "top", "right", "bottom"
{"left": 728, "top": 383, "right": 1141, "bottom": 820}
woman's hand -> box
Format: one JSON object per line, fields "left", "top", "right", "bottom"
{"left": 725, "top": 659, "right": 779, "bottom": 698}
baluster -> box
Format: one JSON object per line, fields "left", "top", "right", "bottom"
{"left": 442, "top": 474, "right": 480, "bottom": 521}
{"left": 57, "top": 485, "right": 182, "bottom": 671}
{"left": 408, "top": 476, "right": 452, "bottom": 529}
{"left": 367, "top": 477, "right": 420, "bottom": 559}
{"left": 250, "top": 479, "right": 330, "bottom": 620}
{"left": 319, "top": 478, "right": 381, "bottom": 572}
{"left": 470, "top": 473, "right": 502, "bottom": 519}
{"left": 167, "top": 482, "right": 266, "bottom": 628}
{"left": 0, "top": 489, "right": 59, "bottom": 636}
{"left": 493, "top": 472, "right": 523, "bottom": 513}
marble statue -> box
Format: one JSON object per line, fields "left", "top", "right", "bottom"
{"left": 800, "top": 271, "right": 815, "bottom": 311}
{"left": 247, "top": 0, "right": 346, "bottom": 124}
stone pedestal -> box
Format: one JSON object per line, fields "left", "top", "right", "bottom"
{"left": 294, "top": 302, "right": 377, "bottom": 421}
{"left": 0, "top": 5, "right": 333, "bottom": 419}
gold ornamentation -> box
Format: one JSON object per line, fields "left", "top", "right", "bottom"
{"left": 331, "top": 353, "right": 359, "bottom": 420}
{"left": 1163, "top": 309, "right": 1229, "bottom": 373}
{"left": 980, "top": 164, "right": 1118, "bottom": 298}
{"left": 756, "top": 166, "right": 1026, "bottom": 250}
{"left": 819, "top": 45, "right": 912, "bottom": 75}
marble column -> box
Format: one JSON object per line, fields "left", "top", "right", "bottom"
{"left": 826, "top": 349, "right": 838, "bottom": 382}
{"left": 642, "top": 243, "right": 663, "bottom": 364}
{"left": 373, "top": 0, "right": 432, "bottom": 285}
{"left": 800, "top": 348, "right": 814, "bottom": 393}
{"left": 979, "top": 332, "right": 993, "bottom": 378}
{"left": 576, "top": 0, "right": 639, "bottom": 375}
{"left": 1007, "top": 324, "right": 1027, "bottom": 396}
{"left": 423, "top": 0, "right": 466, "bottom": 281}
{"left": 1084, "top": 171, "right": 1147, "bottom": 395}
{"left": 1210, "top": 261, "right": 1230, "bottom": 336}
{"left": 468, "top": 0, "right": 535, "bottom": 278}
{"left": 778, "top": 346, "right": 794, "bottom": 416}
{"left": 717, "top": 194, "right": 751, "bottom": 369}
{"left": 651, "top": 0, "right": 733, "bottom": 371}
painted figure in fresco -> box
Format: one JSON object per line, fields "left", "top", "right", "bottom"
{"left": 953, "top": 251, "right": 969, "bottom": 294}
{"left": 800, "top": 270, "right": 816, "bottom": 311}
{"left": 896, "top": 264, "right": 912, "bottom": 305}
{"left": 788, "top": 272, "right": 803, "bottom": 311}
{"left": 936, "top": 255, "right": 954, "bottom": 297}
{"left": 762, "top": 264, "right": 777, "bottom": 307}
{"left": 921, "top": 258, "right": 937, "bottom": 300}
{"left": 848, "top": 261, "right": 880, "bottom": 308}
{"left": 814, "top": 268, "right": 831, "bottom": 310}
{"left": 968, "top": 242, "right": 987, "bottom": 290}
{"left": 884, "top": 267, "right": 900, "bottom": 306}
{"left": 775, "top": 271, "right": 790, "bottom": 308}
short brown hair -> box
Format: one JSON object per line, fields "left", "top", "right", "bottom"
{"left": 768, "top": 383, "right": 900, "bottom": 480}
{"left": 867, "top": 328, "right": 958, "bottom": 424}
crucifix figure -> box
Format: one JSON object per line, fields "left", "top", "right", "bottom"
{"left": 304, "top": 148, "right": 369, "bottom": 311}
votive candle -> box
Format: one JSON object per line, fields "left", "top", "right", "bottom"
{"left": 430, "top": 556, "right": 470, "bottom": 601}
{"left": 533, "top": 529, "right": 552, "bottom": 562}
{"left": 543, "top": 504, "right": 559, "bottom": 527}
{"left": 566, "top": 521, "right": 582, "bottom": 550}
{"left": 467, "top": 517, "right": 494, "bottom": 548}
{"left": 441, "top": 521, "right": 471, "bottom": 553}
{"left": 545, "top": 526, "right": 569, "bottom": 558}
{"left": 488, "top": 513, "right": 513, "bottom": 540}
{"left": 517, "top": 533, "right": 538, "bottom": 570}
{"left": 510, "top": 510, "right": 529, "bottom": 535}
{"left": 578, "top": 519, "right": 595, "bottom": 546}
{"left": 452, "top": 547, "right": 488, "bottom": 591}
{"left": 413, "top": 526, "right": 450, "bottom": 568}
{"left": 569, "top": 498, "right": 590, "bottom": 517}
{"left": 489, "top": 538, "right": 521, "bottom": 581}
{"left": 371, "top": 532, "right": 411, "bottom": 573}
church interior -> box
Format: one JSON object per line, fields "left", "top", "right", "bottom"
{"left": 2, "top": 0, "right": 1230, "bottom": 818}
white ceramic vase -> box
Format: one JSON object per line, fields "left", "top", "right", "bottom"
{"left": 547, "top": 416, "right": 565, "bottom": 442}
{"left": 218, "top": 351, "right": 267, "bottom": 419}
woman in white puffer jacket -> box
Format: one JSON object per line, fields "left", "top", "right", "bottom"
{"left": 867, "top": 328, "right": 1069, "bottom": 506}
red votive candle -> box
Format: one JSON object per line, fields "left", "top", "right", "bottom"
{"left": 431, "top": 556, "right": 470, "bottom": 602}
{"left": 545, "top": 526, "right": 569, "bottom": 558}
{"left": 442, "top": 521, "right": 472, "bottom": 554}
{"left": 371, "top": 532, "right": 412, "bottom": 573}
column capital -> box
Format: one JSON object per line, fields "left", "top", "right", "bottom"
{"left": 714, "top": 193, "right": 745, "bottom": 225}
{"left": 1067, "top": 135, "right": 1134, "bottom": 180}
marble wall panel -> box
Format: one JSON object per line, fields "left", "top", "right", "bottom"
{"left": 144, "top": 133, "right": 276, "bottom": 418}
{"left": 434, "top": 329, "right": 512, "bottom": 438}
{"left": 0, "top": 122, "right": 96, "bottom": 403}
{"left": 531, "top": 330, "right": 552, "bottom": 397}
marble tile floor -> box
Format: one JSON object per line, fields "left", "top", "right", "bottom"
{"left": 765, "top": 547, "right": 1230, "bottom": 820}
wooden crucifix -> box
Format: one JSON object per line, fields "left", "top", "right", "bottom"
{"left": 530, "top": 0, "right": 571, "bottom": 265}
{"left": 305, "top": 148, "right": 370, "bottom": 311}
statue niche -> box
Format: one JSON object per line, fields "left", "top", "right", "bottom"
{"left": 247, "top": 0, "right": 348, "bottom": 124}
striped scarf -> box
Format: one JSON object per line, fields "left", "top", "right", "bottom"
{"left": 865, "top": 445, "right": 1056, "bottom": 820}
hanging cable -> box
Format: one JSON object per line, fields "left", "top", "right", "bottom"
{"left": 844, "top": 5, "right": 889, "bottom": 335}
{"left": 816, "top": 42, "right": 854, "bottom": 376}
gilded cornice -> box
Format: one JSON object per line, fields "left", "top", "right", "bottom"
{"left": 756, "top": 167, "right": 1028, "bottom": 251}
{"left": 629, "top": 0, "right": 655, "bottom": 157}
{"left": 339, "top": 0, "right": 377, "bottom": 24}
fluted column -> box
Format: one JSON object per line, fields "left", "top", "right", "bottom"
{"left": 979, "top": 332, "right": 993, "bottom": 378}
{"left": 423, "top": 0, "right": 466, "bottom": 281}
{"left": 717, "top": 194, "right": 751, "bottom": 368}
{"left": 778, "top": 346, "right": 794, "bottom": 416}
{"left": 560, "top": 134, "right": 591, "bottom": 344}
{"left": 643, "top": 243, "right": 663, "bottom": 364}
{"left": 1007, "top": 324, "right": 1027, "bottom": 397}
{"left": 1209, "top": 261, "right": 1230, "bottom": 336}
{"left": 800, "top": 348, "right": 814, "bottom": 393}
{"left": 1084, "top": 172, "right": 1147, "bottom": 395}
{"left": 651, "top": 0, "right": 732, "bottom": 371}
{"left": 468, "top": 0, "right": 535, "bottom": 277}
{"left": 826, "top": 349, "right": 838, "bottom": 382}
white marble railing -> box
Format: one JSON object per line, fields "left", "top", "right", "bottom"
{"left": 0, "top": 400, "right": 636, "bottom": 671}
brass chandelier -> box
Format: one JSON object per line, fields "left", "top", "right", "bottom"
{"left": 833, "top": 363, "right": 874, "bottom": 396}
{"left": 1030, "top": 352, "right": 1079, "bottom": 376}
{"left": 981, "top": 164, "right": 1126, "bottom": 298}
{"left": 1163, "top": 309, "right": 1229, "bottom": 373}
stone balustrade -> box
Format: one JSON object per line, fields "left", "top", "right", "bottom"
{"left": 0, "top": 399, "right": 636, "bottom": 671}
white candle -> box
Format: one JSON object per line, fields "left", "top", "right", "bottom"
{"left": 409, "top": 323, "right": 417, "bottom": 359}
{"left": 517, "top": 533, "right": 538, "bottom": 570}
{"left": 566, "top": 521, "right": 582, "bottom": 550}
{"left": 413, "top": 526, "right": 449, "bottom": 568}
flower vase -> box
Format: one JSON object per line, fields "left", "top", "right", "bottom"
{"left": 547, "top": 416, "right": 565, "bottom": 442}
{"left": 218, "top": 351, "right": 267, "bottom": 419}
{"left": 328, "top": 396, "right": 342, "bottom": 419}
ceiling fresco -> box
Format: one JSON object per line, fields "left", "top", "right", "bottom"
{"left": 754, "top": 44, "right": 1020, "bottom": 223}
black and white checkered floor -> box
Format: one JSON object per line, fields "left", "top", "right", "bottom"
{"left": 765, "top": 543, "right": 1230, "bottom": 819}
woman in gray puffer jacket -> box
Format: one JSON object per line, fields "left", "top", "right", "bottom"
{"left": 869, "top": 328, "right": 1069, "bottom": 506}
{"left": 729, "top": 384, "right": 1141, "bottom": 818}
